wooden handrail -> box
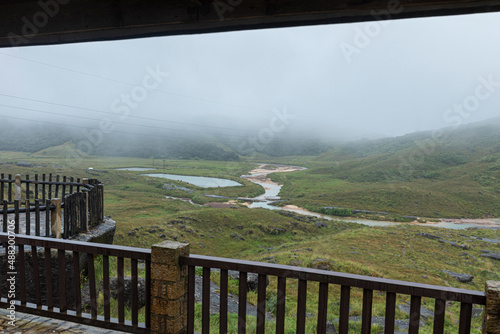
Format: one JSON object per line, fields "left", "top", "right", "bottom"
{"left": 181, "top": 254, "right": 486, "bottom": 304}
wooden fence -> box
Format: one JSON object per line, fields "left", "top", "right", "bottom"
{"left": 182, "top": 255, "right": 487, "bottom": 334}
{"left": 0, "top": 174, "right": 104, "bottom": 239}
{"left": 0, "top": 233, "right": 150, "bottom": 333}
{"left": 0, "top": 234, "right": 498, "bottom": 334}
{"left": 0, "top": 173, "right": 83, "bottom": 204}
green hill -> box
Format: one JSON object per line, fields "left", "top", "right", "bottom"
{"left": 271, "top": 118, "right": 500, "bottom": 218}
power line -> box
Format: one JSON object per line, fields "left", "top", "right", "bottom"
{"left": 0, "top": 92, "right": 255, "bottom": 133}
{"left": 0, "top": 102, "right": 263, "bottom": 138}
{"left": 0, "top": 52, "right": 271, "bottom": 114}
{"left": 0, "top": 114, "right": 199, "bottom": 141}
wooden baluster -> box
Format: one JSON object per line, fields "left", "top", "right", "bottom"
{"left": 55, "top": 175, "right": 60, "bottom": 198}
{"left": 42, "top": 174, "right": 46, "bottom": 202}
{"left": 339, "top": 286, "right": 351, "bottom": 334}
{"left": 202, "top": 267, "right": 211, "bottom": 334}
{"left": 35, "top": 199, "right": 40, "bottom": 236}
{"left": 48, "top": 174, "right": 52, "bottom": 199}
{"left": 385, "top": 292, "right": 397, "bottom": 333}
{"left": 220, "top": 269, "right": 229, "bottom": 334}
{"left": 433, "top": 299, "right": 446, "bottom": 334}
{"left": 131, "top": 258, "right": 139, "bottom": 326}
{"left": 361, "top": 289, "right": 373, "bottom": 334}
{"left": 73, "top": 251, "right": 81, "bottom": 316}
{"left": 0, "top": 173, "right": 4, "bottom": 202}
{"left": 14, "top": 200, "right": 19, "bottom": 234}
{"left": 58, "top": 249, "right": 67, "bottom": 312}
{"left": 458, "top": 303, "right": 472, "bottom": 334}
{"left": 103, "top": 255, "right": 111, "bottom": 321}
{"left": 62, "top": 176, "right": 67, "bottom": 200}
{"left": 32, "top": 245, "right": 42, "bottom": 306}
{"left": 45, "top": 199, "right": 50, "bottom": 237}
{"left": 34, "top": 174, "right": 39, "bottom": 200}
{"left": 276, "top": 276, "right": 286, "bottom": 334}
{"left": 296, "top": 279, "right": 307, "bottom": 334}
{"left": 317, "top": 282, "right": 329, "bottom": 334}
{"left": 26, "top": 174, "right": 30, "bottom": 201}
{"left": 188, "top": 265, "right": 196, "bottom": 334}
{"left": 238, "top": 272, "right": 248, "bottom": 333}
{"left": 118, "top": 257, "right": 125, "bottom": 323}
{"left": 88, "top": 253, "right": 97, "bottom": 318}
{"left": 256, "top": 274, "right": 267, "bottom": 334}
{"left": 408, "top": 295, "right": 421, "bottom": 334}
{"left": 45, "top": 247, "right": 53, "bottom": 309}
{"left": 2, "top": 200, "right": 7, "bottom": 233}
{"left": 8, "top": 174, "right": 12, "bottom": 202}
{"left": 25, "top": 200, "right": 30, "bottom": 235}
{"left": 145, "top": 260, "right": 151, "bottom": 328}
{"left": 19, "top": 244, "right": 27, "bottom": 305}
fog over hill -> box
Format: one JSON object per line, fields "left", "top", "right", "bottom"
{"left": 0, "top": 116, "right": 499, "bottom": 164}
{"left": 2, "top": 11, "right": 500, "bottom": 147}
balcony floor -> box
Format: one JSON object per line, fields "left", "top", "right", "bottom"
{"left": 0, "top": 309, "right": 130, "bottom": 333}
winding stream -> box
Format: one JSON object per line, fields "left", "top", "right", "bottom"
{"left": 242, "top": 164, "right": 500, "bottom": 230}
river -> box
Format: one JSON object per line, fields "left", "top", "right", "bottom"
{"left": 242, "top": 164, "right": 500, "bottom": 230}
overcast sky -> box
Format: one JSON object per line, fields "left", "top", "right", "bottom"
{"left": 1, "top": 11, "right": 500, "bottom": 141}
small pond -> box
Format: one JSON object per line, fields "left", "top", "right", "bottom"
{"left": 142, "top": 173, "right": 242, "bottom": 188}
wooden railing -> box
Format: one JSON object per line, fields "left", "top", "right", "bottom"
{"left": 181, "top": 255, "right": 487, "bottom": 334}
{"left": 0, "top": 234, "right": 496, "bottom": 334}
{"left": 0, "top": 174, "right": 104, "bottom": 239}
{"left": 0, "top": 233, "right": 151, "bottom": 333}
{"left": 0, "top": 173, "right": 84, "bottom": 204}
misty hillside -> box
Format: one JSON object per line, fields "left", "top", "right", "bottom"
{"left": 316, "top": 117, "right": 500, "bottom": 183}
{"left": 0, "top": 121, "right": 73, "bottom": 153}
{"left": 0, "top": 120, "right": 330, "bottom": 161}
{"left": 270, "top": 118, "right": 500, "bottom": 218}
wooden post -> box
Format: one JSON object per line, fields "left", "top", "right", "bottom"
{"left": 15, "top": 174, "right": 22, "bottom": 201}
{"left": 83, "top": 190, "right": 89, "bottom": 231}
{"left": 484, "top": 281, "right": 500, "bottom": 334}
{"left": 151, "top": 241, "right": 190, "bottom": 334}
{"left": 50, "top": 198, "right": 62, "bottom": 239}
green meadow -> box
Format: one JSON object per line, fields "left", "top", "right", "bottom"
{"left": 1, "top": 120, "right": 499, "bottom": 333}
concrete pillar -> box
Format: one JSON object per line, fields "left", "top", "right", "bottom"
{"left": 484, "top": 281, "right": 500, "bottom": 334}
{"left": 50, "top": 198, "right": 62, "bottom": 238}
{"left": 151, "top": 240, "right": 190, "bottom": 334}
{"left": 14, "top": 174, "right": 21, "bottom": 200}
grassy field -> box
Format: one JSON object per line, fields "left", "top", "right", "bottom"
{"left": 1, "top": 143, "right": 499, "bottom": 333}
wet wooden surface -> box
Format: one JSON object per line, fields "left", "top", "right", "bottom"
{"left": 0, "top": 309, "right": 129, "bottom": 333}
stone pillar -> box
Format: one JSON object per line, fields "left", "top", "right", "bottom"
{"left": 151, "top": 241, "right": 190, "bottom": 334}
{"left": 484, "top": 281, "right": 500, "bottom": 334}
{"left": 50, "top": 198, "right": 62, "bottom": 238}
{"left": 14, "top": 174, "right": 21, "bottom": 200}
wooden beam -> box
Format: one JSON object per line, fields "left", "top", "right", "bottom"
{"left": 1, "top": 0, "right": 500, "bottom": 48}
